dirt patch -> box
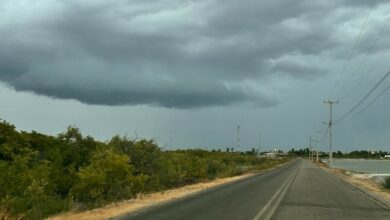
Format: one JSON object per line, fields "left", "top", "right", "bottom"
{"left": 320, "top": 163, "right": 390, "bottom": 206}
{"left": 47, "top": 173, "right": 256, "bottom": 220}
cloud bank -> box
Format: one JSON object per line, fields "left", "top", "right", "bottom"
{"left": 0, "top": 0, "right": 389, "bottom": 108}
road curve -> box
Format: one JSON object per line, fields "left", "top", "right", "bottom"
{"left": 117, "top": 160, "right": 390, "bottom": 220}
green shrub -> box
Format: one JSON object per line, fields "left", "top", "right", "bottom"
{"left": 0, "top": 120, "right": 290, "bottom": 218}
{"left": 384, "top": 176, "right": 390, "bottom": 189}
{"left": 71, "top": 147, "right": 147, "bottom": 207}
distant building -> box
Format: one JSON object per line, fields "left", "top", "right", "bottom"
{"left": 265, "top": 152, "right": 277, "bottom": 158}
{"left": 264, "top": 148, "right": 279, "bottom": 158}
{"left": 384, "top": 155, "right": 390, "bottom": 159}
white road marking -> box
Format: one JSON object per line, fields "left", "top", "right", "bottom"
{"left": 252, "top": 170, "right": 297, "bottom": 220}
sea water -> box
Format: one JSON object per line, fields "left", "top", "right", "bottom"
{"left": 329, "top": 159, "right": 390, "bottom": 174}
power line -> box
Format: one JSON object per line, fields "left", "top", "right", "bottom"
{"left": 341, "top": 42, "right": 390, "bottom": 101}
{"left": 336, "top": 18, "right": 388, "bottom": 100}
{"left": 328, "top": 0, "right": 376, "bottom": 98}
{"left": 335, "top": 69, "right": 390, "bottom": 124}
{"left": 342, "top": 84, "right": 390, "bottom": 123}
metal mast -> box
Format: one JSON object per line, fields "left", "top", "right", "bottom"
{"left": 237, "top": 124, "right": 240, "bottom": 152}
{"left": 258, "top": 132, "right": 262, "bottom": 157}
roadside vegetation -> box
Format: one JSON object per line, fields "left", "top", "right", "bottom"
{"left": 384, "top": 177, "right": 390, "bottom": 189}
{"left": 288, "top": 148, "right": 389, "bottom": 159}
{"left": 333, "top": 150, "right": 390, "bottom": 159}
{"left": 0, "top": 120, "right": 289, "bottom": 219}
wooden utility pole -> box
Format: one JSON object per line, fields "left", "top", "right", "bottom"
{"left": 323, "top": 100, "right": 339, "bottom": 165}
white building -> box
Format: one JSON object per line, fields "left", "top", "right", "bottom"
{"left": 265, "top": 152, "right": 277, "bottom": 158}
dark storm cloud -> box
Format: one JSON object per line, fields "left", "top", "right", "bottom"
{"left": 0, "top": 55, "right": 28, "bottom": 81}
{"left": 0, "top": 0, "right": 388, "bottom": 108}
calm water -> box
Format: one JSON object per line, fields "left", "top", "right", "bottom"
{"left": 328, "top": 159, "right": 390, "bottom": 174}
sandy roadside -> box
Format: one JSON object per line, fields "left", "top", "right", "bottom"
{"left": 47, "top": 174, "right": 255, "bottom": 220}
{"left": 318, "top": 163, "right": 390, "bottom": 207}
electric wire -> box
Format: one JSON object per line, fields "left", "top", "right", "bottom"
{"left": 341, "top": 42, "right": 390, "bottom": 101}
{"left": 341, "top": 84, "right": 390, "bottom": 123}
{"left": 328, "top": 0, "right": 376, "bottom": 99}
{"left": 335, "top": 69, "right": 390, "bottom": 123}
{"left": 336, "top": 19, "right": 388, "bottom": 100}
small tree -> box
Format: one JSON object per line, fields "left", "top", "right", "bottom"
{"left": 71, "top": 147, "right": 146, "bottom": 207}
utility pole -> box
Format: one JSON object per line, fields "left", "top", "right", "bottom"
{"left": 237, "top": 124, "right": 240, "bottom": 152}
{"left": 312, "top": 137, "right": 319, "bottom": 162}
{"left": 315, "top": 130, "right": 321, "bottom": 163}
{"left": 258, "top": 131, "right": 262, "bottom": 157}
{"left": 309, "top": 136, "right": 318, "bottom": 161}
{"left": 309, "top": 136, "right": 312, "bottom": 161}
{"left": 323, "top": 100, "right": 339, "bottom": 165}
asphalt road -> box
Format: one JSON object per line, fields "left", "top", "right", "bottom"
{"left": 118, "top": 159, "right": 390, "bottom": 220}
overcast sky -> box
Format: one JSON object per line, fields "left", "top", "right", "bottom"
{"left": 1, "top": 0, "right": 390, "bottom": 152}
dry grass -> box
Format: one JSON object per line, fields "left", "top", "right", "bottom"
{"left": 0, "top": 207, "right": 23, "bottom": 220}
{"left": 47, "top": 173, "right": 255, "bottom": 220}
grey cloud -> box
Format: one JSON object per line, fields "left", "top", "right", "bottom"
{"left": 270, "top": 60, "right": 327, "bottom": 79}
{"left": 11, "top": 66, "right": 276, "bottom": 108}
{"left": 0, "top": 0, "right": 387, "bottom": 108}
{"left": 0, "top": 55, "right": 28, "bottom": 81}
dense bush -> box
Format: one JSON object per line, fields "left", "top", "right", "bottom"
{"left": 71, "top": 147, "right": 147, "bottom": 207}
{"left": 0, "top": 120, "right": 288, "bottom": 219}
{"left": 384, "top": 177, "right": 390, "bottom": 189}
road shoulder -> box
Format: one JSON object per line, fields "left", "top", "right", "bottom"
{"left": 318, "top": 163, "right": 390, "bottom": 208}
{"left": 48, "top": 160, "right": 293, "bottom": 220}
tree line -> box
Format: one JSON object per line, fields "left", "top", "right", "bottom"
{"left": 0, "top": 120, "right": 288, "bottom": 219}
{"left": 288, "top": 148, "right": 389, "bottom": 159}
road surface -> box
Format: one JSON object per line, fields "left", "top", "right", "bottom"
{"left": 117, "top": 159, "right": 390, "bottom": 220}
